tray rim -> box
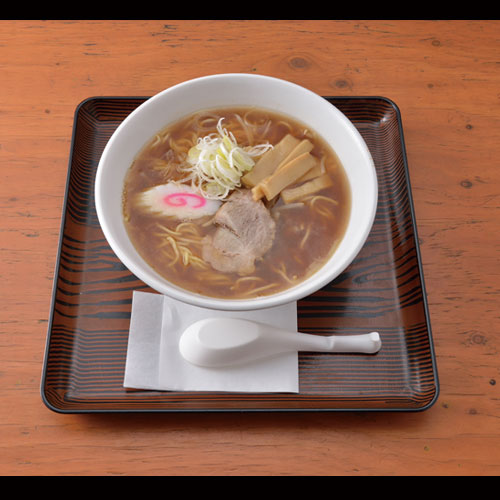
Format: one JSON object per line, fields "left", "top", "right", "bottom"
{"left": 40, "top": 95, "right": 439, "bottom": 414}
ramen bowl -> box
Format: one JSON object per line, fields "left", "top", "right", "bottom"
{"left": 95, "top": 73, "right": 378, "bottom": 311}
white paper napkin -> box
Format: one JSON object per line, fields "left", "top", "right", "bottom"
{"left": 123, "top": 291, "right": 299, "bottom": 393}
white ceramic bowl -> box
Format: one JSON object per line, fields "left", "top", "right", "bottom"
{"left": 95, "top": 74, "right": 378, "bottom": 311}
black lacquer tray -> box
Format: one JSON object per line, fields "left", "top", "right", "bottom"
{"left": 41, "top": 96, "right": 438, "bottom": 412}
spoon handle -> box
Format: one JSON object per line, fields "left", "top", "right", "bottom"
{"left": 295, "top": 331, "right": 381, "bottom": 354}
{"left": 329, "top": 332, "right": 381, "bottom": 353}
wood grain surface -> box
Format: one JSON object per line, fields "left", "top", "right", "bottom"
{"left": 1, "top": 19, "right": 499, "bottom": 476}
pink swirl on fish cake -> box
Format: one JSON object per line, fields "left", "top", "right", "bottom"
{"left": 163, "top": 192, "right": 207, "bottom": 208}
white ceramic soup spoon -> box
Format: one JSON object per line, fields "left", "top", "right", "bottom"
{"left": 179, "top": 317, "right": 381, "bottom": 368}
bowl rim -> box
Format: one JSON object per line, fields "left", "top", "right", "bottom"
{"left": 95, "top": 73, "right": 378, "bottom": 311}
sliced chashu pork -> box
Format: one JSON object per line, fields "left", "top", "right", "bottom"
{"left": 202, "top": 189, "right": 276, "bottom": 275}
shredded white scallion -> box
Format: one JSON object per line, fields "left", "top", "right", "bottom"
{"left": 179, "top": 118, "right": 273, "bottom": 200}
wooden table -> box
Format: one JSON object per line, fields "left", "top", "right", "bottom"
{"left": 1, "top": 19, "right": 499, "bottom": 476}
